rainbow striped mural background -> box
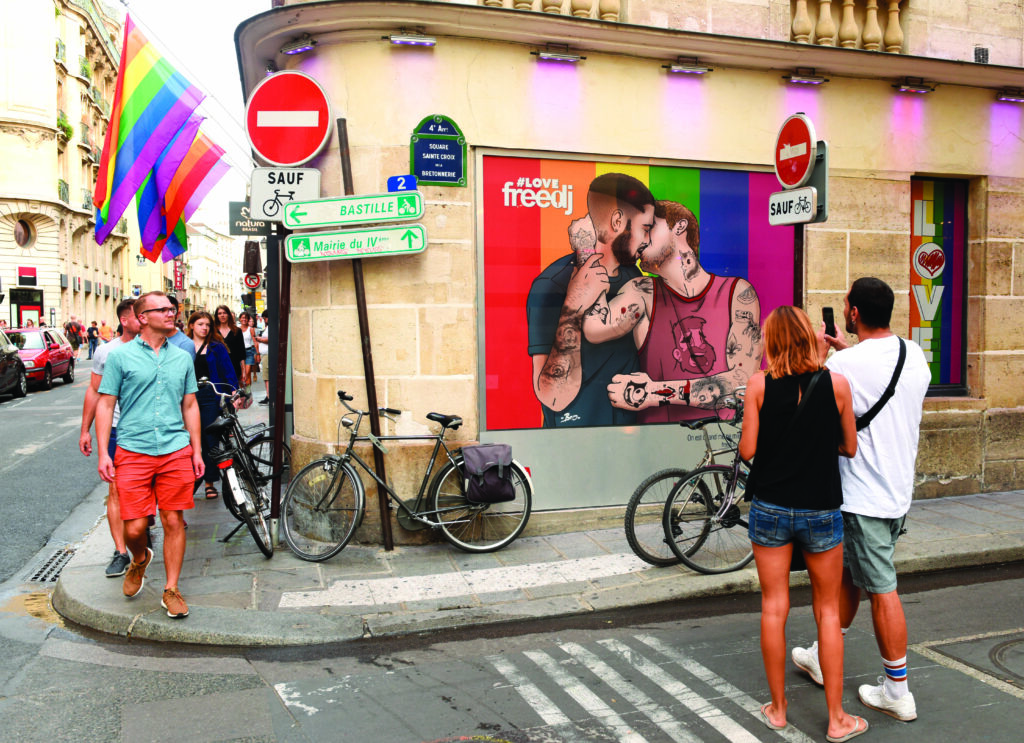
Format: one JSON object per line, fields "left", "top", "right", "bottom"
{"left": 910, "top": 178, "right": 966, "bottom": 387}
{"left": 481, "top": 154, "right": 795, "bottom": 431}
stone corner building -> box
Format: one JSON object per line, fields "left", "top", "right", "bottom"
{"left": 237, "top": 1, "right": 1024, "bottom": 543}
{"left": 0, "top": 0, "right": 128, "bottom": 330}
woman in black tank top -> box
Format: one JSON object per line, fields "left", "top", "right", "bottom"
{"left": 738, "top": 306, "right": 863, "bottom": 741}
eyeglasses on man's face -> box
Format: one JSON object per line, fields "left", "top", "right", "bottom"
{"left": 139, "top": 306, "right": 176, "bottom": 316}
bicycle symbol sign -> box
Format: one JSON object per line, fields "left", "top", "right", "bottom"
{"left": 249, "top": 167, "right": 321, "bottom": 223}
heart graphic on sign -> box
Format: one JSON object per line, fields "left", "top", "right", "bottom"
{"left": 917, "top": 249, "right": 945, "bottom": 277}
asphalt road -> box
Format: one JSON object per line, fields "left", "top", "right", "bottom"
{"left": 0, "top": 356, "right": 99, "bottom": 583}
{"left": 0, "top": 557, "right": 1022, "bottom": 742}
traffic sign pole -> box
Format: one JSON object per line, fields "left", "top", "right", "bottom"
{"left": 336, "top": 117, "right": 394, "bottom": 551}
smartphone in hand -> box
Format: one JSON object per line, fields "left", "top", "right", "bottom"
{"left": 822, "top": 307, "right": 837, "bottom": 338}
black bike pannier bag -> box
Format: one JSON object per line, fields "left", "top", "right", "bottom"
{"left": 461, "top": 444, "right": 515, "bottom": 504}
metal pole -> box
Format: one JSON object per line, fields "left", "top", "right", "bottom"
{"left": 338, "top": 117, "right": 394, "bottom": 551}
{"left": 269, "top": 223, "right": 291, "bottom": 537}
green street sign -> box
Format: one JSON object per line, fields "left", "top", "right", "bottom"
{"left": 285, "top": 223, "right": 427, "bottom": 263}
{"left": 283, "top": 191, "right": 424, "bottom": 229}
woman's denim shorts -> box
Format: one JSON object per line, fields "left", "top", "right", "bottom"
{"left": 748, "top": 499, "right": 844, "bottom": 552}
{"left": 245, "top": 347, "right": 257, "bottom": 364}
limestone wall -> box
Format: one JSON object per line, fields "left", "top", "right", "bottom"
{"left": 279, "top": 25, "right": 1024, "bottom": 543}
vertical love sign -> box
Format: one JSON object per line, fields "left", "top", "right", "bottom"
{"left": 910, "top": 178, "right": 967, "bottom": 390}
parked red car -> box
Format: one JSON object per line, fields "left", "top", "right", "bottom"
{"left": 7, "top": 327, "right": 75, "bottom": 389}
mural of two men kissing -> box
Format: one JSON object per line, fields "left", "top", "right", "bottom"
{"left": 482, "top": 155, "right": 796, "bottom": 432}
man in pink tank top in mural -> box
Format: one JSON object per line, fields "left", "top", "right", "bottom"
{"left": 583, "top": 200, "right": 762, "bottom": 421}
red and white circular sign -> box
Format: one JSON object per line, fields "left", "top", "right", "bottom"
{"left": 245, "top": 71, "right": 333, "bottom": 167}
{"left": 774, "top": 114, "right": 817, "bottom": 189}
{"left": 243, "top": 273, "right": 261, "bottom": 289}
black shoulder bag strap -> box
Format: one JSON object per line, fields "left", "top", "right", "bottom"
{"left": 783, "top": 369, "right": 826, "bottom": 437}
{"left": 855, "top": 337, "right": 906, "bottom": 432}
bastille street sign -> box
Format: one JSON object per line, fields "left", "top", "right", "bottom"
{"left": 285, "top": 223, "right": 427, "bottom": 263}
{"left": 282, "top": 191, "right": 424, "bottom": 229}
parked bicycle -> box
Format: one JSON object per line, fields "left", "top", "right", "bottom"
{"left": 281, "top": 391, "right": 534, "bottom": 561}
{"left": 200, "top": 379, "right": 284, "bottom": 558}
{"left": 624, "top": 390, "right": 753, "bottom": 574}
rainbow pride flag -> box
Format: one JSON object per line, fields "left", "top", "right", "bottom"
{"left": 140, "top": 128, "right": 229, "bottom": 262}
{"left": 93, "top": 15, "right": 204, "bottom": 245}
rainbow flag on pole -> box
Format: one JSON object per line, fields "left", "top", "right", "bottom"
{"left": 93, "top": 15, "right": 221, "bottom": 260}
{"left": 141, "top": 130, "right": 230, "bottom": 262}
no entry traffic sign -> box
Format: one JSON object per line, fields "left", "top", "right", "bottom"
{"left": 245, "top": 71, "right": 333, "bottom": 167}
{"left": 774, "top": 113, "right": 817, "bottom": 189}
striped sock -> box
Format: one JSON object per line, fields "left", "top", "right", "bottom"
{"left": 882, "top": 656, "right": 908, "bottom": 699}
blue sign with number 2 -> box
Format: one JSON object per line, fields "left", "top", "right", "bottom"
{"left": 388, "top": 175, "right": 418, "bottom": 192}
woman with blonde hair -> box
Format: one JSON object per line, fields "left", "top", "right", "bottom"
{"left": 739, "top": 306, "right": 866, "bottom": 742}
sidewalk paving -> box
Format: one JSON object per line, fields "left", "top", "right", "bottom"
{"left": 52, "top": 479, "right": 1024, "bottom": 647}
{"left": 51, "top": 396, "right": 1024, "bottom": 646}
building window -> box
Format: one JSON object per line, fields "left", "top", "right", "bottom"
{"left": 910, "top": 177, "right": 968, "bottom": 395}
{"left": 14, "top": 219, "right": 34, "bottom": 248}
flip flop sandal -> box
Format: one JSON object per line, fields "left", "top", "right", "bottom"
{"left": 759, "top": 704, "right": 786, "bottom": 731}
{"left": 826, "top": 716, "right": 869, "bottom": 743}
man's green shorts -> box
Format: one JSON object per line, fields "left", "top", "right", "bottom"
{"left": 842, "top": 512, "right": 906, "bottom": 594}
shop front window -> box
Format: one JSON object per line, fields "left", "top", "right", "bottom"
{"left": 910, "top": 177, "right": 968, "bottom": 395}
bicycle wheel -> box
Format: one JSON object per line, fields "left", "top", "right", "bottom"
{"left": 663, "top": 465, "right": 753, "bottom": 574}
{"left": 246, "top": 434, "right": 291, "bottom": 490}
{"left": 229, "top": 465, "right": 274, "bottom": 558}
{"left": 282, "top": 458, "right": 364, "bottom": 562}
{"left": 430, "top": 457, "right": 532, "bottom": 553}
{"left": 624, "top": 468, "right": 693, "bottom": 566}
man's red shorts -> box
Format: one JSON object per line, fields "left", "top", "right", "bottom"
{"left": 114, "top": 445, "right": 196, "bottom": 520}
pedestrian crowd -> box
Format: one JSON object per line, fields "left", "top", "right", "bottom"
{"left": 77, "top": 296, "right": 272, "bottom": 620}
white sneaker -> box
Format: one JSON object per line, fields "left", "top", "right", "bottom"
{"left": 791, "top": 641, "right": 823, "bottom": 686}
{"left": 858, "top": 677, "right": 917, "bottom": 721}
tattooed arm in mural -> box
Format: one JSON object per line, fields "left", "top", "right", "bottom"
{"left": 582, "top": 277, "right": 653, "bottom": 348}
{"left": 606, "top": 280, "right": 763, "bottom": 411}
{"left": 532, "top": 216, "right": 610, "bottom": 411}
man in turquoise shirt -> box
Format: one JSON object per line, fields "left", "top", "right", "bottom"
{"left": 96, "top": 291, "right": 203, "bottom": 619}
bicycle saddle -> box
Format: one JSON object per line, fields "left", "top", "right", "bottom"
{"left": 679, "top": 416, "right": 720, "bottom": 430}
{"left": 426, "top": 412, "right": 462, "bottom": 430}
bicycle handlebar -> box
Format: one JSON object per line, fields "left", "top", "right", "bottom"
{"left": 199, "top": 378, "right": 249, "bottom": 408}
{"left": 336, "top": 391, "right": 400, "bottom": 418}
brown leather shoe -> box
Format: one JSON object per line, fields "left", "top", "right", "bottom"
{"left": 161, "top": 587, "right": 189, "bottom": 618}
{"left": 122, "top": 547, "right": 153, "bottom": 598}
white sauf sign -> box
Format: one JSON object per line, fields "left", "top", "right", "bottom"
{"left": 249, "top": 167, "right": 321, "bottom": 222}
{"left": 768, "top": 187, "right": 817, "bottom": 226}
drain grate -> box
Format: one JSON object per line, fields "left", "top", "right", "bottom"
{"left": 28, "top": 547, "right": 76, "bottom": 583}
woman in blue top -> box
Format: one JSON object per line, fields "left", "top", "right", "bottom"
{"left": 739, "top": 306, "right": 863, "bottom": 742}
{"left": 187, "top": 311, "right": 238, "bottom": 499}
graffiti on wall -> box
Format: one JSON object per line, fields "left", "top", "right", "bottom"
{"left": 909, "top": 178, "right": 966, "bottom": 388}
{"left": 482, "top": 155, "right": 796, "bottom": 431}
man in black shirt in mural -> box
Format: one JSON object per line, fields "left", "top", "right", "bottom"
{"left": 526, "top": 173, "right": 655, "bottom": 427}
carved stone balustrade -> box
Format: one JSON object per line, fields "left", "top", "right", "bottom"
{"left": 479, "top": 0, "right": 622, "bottom": 22}
{"left": 792, "top": 0, "right": 903, "bottom": 53}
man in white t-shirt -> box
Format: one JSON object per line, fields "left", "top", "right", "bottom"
{"left": 79, "top": 298, "right": 141, "bottom": 577}
{"left": 792, "top": 278, "right": 931, "bottom": 722}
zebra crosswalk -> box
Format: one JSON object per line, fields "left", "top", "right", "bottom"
{"left": 489, "top": 634, "right": 818, "bottom": 743}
